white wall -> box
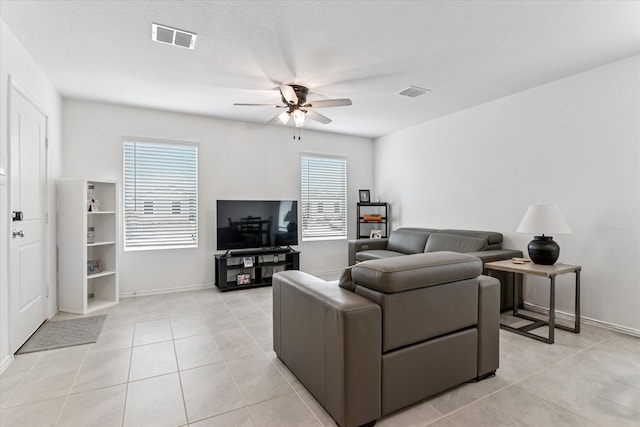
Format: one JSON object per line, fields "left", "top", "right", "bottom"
{"left": 375, "top": 55, "right": 640, "bottom": 334}
{"left": 0, "top": 20, "right": 62, "bottom": 371}
{"left": 62, "top": 100, "right": 374, "bottom": 296}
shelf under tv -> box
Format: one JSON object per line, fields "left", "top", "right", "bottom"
{"left": 214, "top": 249, "right": 300, "bottom": 292}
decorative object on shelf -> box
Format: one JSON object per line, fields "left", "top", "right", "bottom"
{"left": 363, "top": 214, "right": 382, "bottom": 223}
{"left": 237, "top": 273, "right": 251, "bottom": 285}
{"left": 273, "top": 254, "right": 279, "bottom": 263}
{"left": 243, "top": 256, "right": 254, "bottom": 268}
{"left": 517, "top": 204, "right": 572, "bottom": 265}
{"left": 87, "top": 259, "right": 102, "bottom": 275}
{"left": 87, "top": 226, "right": 95, "bottom": 243}
{"left": 87, "top": 183, "right": 100, "bottom": 212}
{"left": 359, "top": 189, "right": 370, "bottom": 203}
{"left": 370, "top": 229, "right": 382, "bottom": 239}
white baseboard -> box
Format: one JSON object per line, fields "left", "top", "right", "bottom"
{"left": 1, "top": 354, "right": 14, "bottom": 375}
{"left": 120, "top": 283, "right": 215, "bottom": 299}
{"left": 524, "top": 302, "right": 640, "bottom": 338}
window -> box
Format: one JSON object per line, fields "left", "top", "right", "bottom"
{"left": 300, "top": 154, "right": 347, "bottom": 240}
{"left": 123, "top": 139, "right": 198, "bottom": 250}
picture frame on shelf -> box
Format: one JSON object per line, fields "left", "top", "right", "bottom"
{"left": 87, "top": 259, "right": 102, "bottom": 275}
{"left": 370, "top": 229, "right": 383, "bottom": 239}
{"left": 237, "top": 273, "right": 251, "bottom": 285}
{"left": 243, "top": 256, "right": 254, "bottom": 268}
{"left": 359, "top": 189, "right": 371, "bottom": 203}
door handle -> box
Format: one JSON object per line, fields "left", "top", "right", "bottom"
{"left": 12, "top": 230, "right": 24, "bottom": 238}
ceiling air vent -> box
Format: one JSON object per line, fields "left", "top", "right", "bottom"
{"left": 152, "top": 23, "right": 197, "bottom": 49}
{"left": 398, "top": 86, "right": 430, "bottom": 98}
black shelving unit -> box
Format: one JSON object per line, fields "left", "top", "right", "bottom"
{"left": 214, "top": 249, "right": 300, "bottom": 291}
{"left": 357, "top": 202, "right": 389, "bottom": 239}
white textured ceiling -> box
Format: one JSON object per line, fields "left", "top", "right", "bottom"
{"left": 1, "top": 1, "right": 638, "bottom": 138}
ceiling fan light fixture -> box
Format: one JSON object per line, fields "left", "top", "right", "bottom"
{"left": 278, "top": 111, "right": 291, "bottom": 125}
{"left": 292, "top": 109, "right": 305, "bottom": 127}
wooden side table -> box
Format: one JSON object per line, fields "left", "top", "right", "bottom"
{"left": 484, "top": 260, "right": 581, "bottom": 344}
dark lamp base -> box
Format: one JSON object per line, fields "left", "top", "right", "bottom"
{"left": 528, "top": 235, "right": 560, "bottom": 265}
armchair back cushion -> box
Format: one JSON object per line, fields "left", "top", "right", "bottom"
{"left": 356, "top": 278, "right": 478, "bottom": 352}
{"left": 351, "top": 252, "right": 482, "bottom": 293}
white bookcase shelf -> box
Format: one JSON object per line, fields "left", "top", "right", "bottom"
{"left": 58, "top": 179, "right": 119, "bottom": 314}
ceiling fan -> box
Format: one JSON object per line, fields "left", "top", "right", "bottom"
{"left": 234, "top": 84, "right": 352, "bottom": 127}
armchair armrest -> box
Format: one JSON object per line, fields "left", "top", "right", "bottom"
{"left": 273, "top": 271, "right": 382, "bottom": 427}
{"left": 348, "top": 238, "right": 390, "bottom": 265}
{"left": 477, "top": 275, "right": 500, "bottom": 377}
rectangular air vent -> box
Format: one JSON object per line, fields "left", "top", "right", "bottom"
{"left": 398, "top": 86, "right": 430, "bottom": 98}
{"left": 152, "top": 23, "right": 197, "bottom": 49}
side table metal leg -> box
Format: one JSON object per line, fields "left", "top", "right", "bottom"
{"left": 575, "top": 268, "right": 581, "bottom": 333}
{"left": 512, "top": 272, "right": 518, "bottom": 315}
{"left": 549, "top": 274, "right": 556, "bottom": 344}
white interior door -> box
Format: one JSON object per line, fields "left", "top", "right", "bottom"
{"left": 9, "top": 85, "right": 48, "bottom": 353}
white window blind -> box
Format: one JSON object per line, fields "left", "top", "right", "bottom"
{"left": 123, "top": 139, "right": 198, "bottom": 250}
{"left": 301, "top": 154, "right": 347, "bottom": 240}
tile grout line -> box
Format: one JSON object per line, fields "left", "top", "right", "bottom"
{"left": 120, "top": 309, "right": 140, "bottom": 427}
{"left": 0, "top": 351, "right": 43, "bottom": 410}
{"left": 218, "top": 293, "right": 259, "bottom": 426}
{"left": 435, "top": 331, "right": 619, "bottom": 424}
{"left": 53, "top": 344, "right": 91, "bottom": 427}
{"left": 168, "top": 310, "right": 191, "bottom": 427}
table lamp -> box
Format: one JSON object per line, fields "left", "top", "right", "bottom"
{"left": 516, "top": 205, "right": 571, "bottom": 265}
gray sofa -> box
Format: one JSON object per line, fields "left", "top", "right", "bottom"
{"left": 273, "top": 252, "right": 500, "bottom": 427}
{"left": 349, "top": 227, "right": 523, "bottom": 310}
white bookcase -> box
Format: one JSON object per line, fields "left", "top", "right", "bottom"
{"left": 57, "top": 179, "right": 119, "bottom": 314}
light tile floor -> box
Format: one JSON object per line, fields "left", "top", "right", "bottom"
{"left": 1, "top": 287, "right": 639, "bottom": 426}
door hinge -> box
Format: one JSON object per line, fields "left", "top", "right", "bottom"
{"left": 45, "top": 138, "right": 49, "bottom": 149}
{"left": 46, "top": 285, "right": 50, "bottom": 298}
{"left": 45, "top": 212, "right": 49, "bottom": 224}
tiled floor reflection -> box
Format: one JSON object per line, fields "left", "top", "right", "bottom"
{"left": 1, "top": 287, "right": 638, "bottom": 426}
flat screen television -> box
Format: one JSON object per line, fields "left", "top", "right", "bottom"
{"left": 216, "top": 200, "right": 298, "bottom": 250}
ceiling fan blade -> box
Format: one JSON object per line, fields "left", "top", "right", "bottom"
{"left": 267, "top": 113, "right": 284, "bottom": 124}
{"left": 279, "top": 85, "right": 298, "bottom": 105}
{"left": 305, "top": 110, "right": 332, "bottom": 125}
{"left": 303, "top": 98, "right": 352, "bottom": 108}
{"left": 234, "top": 103, "right": 283, "bottom": 107}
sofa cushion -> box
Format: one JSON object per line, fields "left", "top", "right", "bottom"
{"left": 351, "top": 252, "right": 482, "bottom": 294}
{"left": 356, "top": 249, "right": 406, "bottom": 262}
{"left": 386, "top": 228, "right": 434, "bottom": 254}
{"left": 425, "top": 233, "right": 488, "bottom": 253}
{"left": 437, "top": 229, "right": 503, "bottom": 247}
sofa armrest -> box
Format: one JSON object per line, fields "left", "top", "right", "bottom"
{"left": 467, "top": 249, "right": 523, "bottom": 264}
{"left": 273, "top": 271, "right": 382, "bottom": 427}
{"left": 348, "top": 238, "right": 389, "bottom": 265}
{"left": 477, "top": 275, "right": 500, "bottom": 377}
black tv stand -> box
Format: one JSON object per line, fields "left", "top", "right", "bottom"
{"left": 214, "top": 248, "right": 300, "bottom": 292}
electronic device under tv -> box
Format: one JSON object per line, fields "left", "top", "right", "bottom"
{"left": 216, "top": 200, "right": 298, "bottom": 252}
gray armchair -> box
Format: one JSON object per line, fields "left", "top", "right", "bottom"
{"left": 273, "top": 252, "right": 500, "bottom": 427}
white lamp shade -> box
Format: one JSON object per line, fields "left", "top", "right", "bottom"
{"left": 516, "top": 205, "right": 572, "bottom": 235}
